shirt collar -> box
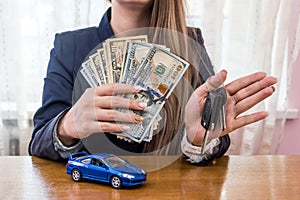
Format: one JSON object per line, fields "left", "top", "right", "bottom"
{"left": 98, "top": 7, "right": 114, "bottom": 42}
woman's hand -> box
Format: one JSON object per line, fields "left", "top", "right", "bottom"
{"left": 57, "top": 83, "right": 147, "bottom": 146}
{"left": 185, "top": 70, "right": 277, "bottom": 146}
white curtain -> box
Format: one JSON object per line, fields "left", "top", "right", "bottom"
{"left": 0, "top": 0, "right": 299, "bottom": 155}
{"left": 0, "top": 0, "right": 110, "bottom": 155}
{"left": 187, "top": 0, "right": 300, "bottom": 154}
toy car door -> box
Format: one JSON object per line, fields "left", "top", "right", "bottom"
{"left": 88, "top": 158, "right": 109, "bottom": 180}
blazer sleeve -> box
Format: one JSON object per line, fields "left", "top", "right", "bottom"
{"left": 28, "top": 33, "right": 77, "bottom": 160}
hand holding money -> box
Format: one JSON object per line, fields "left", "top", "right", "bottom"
{"left": 80, "top": 35, "right": 190, "bottom": 143}
{"left": 57, "top": 84, "right": 147, "bottom": 145}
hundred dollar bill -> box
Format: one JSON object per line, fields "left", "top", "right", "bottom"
{"left": 117, "top": 115, "right": 160, "bottom": 143}
{"left": 89, "top": 52, "right": 106, "bottom": 85}
{"left": 117, "top": 47, "right": 190, "bottom": 142}
{"left": 121, "top": 42, "right": 153, "bottom": 84}
{"left": 80, "top": 68, "right": 94, "bottom": 87}
{"left": 134, "top": 46, "right": 189, "bottom": 101}
{"left": 97, "top": 48, "right": 109, "bottom": 84}
{"left": 80, "top": 60, "right": 99, "bottom": 87}
{"left": 141, "top": 114, "right": 161, "bottom": 142}
{"left": 105, "top": 35, "right": 148, "bottom": 83}
{"left": 121, "top": 41, "right": 170, "bottom": 84}
{"left": 116, "top": 90, "right": 165, "bottom": 143}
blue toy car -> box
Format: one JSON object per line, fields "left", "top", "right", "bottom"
{"left": 66, "top": 151, "right": 147, "bottom": 189}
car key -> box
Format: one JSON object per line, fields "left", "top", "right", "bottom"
{"left": 218, "top": 88, "right": 227, "bottom": 131}
{"left": 220, "top": 104, "right": 226, "bottom": 131}
{"left": 200, "top": 87, "right": 227, "bottom": 154}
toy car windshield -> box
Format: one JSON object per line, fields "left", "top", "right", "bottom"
{"left": 104, "top": 156, "right": 127, "bottom": 168}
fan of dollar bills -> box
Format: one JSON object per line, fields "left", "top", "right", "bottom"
{"left": 80, "top": 35, "right": 190, "bottom": 143}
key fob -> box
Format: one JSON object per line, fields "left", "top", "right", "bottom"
{"left": 201, "top": 87, "right": 226, "bottom": 131}
{"left": 201, "top": 95, "right": 212, "bottom": 130}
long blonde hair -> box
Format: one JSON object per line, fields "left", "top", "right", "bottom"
{"left": 143, "top": 0, "right": 203, "bottom": 153}
{"left": 107, "top": 0, "right": 205, "bottom": 153}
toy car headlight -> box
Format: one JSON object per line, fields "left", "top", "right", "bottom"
{"left": 123, "top": 174, "right": 135, "bottom": 179}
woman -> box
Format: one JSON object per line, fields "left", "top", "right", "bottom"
{"left": 29, "top": 0, "right": 276, "bottom": 165}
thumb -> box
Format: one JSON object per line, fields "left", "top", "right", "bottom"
{"left": 206, "top": 69, "right": 227, "bottom": 91}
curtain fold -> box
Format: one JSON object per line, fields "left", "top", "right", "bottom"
{"left": 226, "top": 0, "right": 296, "bottom": 155}
{"left": 0, "top": 0, "right": 110, "bottom": 155}
{"left": 188, "top": 0, "right": 299, "bottom": 155}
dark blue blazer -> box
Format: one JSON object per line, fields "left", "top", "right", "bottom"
{"left": 29, "top": 7, "right": 230, "bottom": 162}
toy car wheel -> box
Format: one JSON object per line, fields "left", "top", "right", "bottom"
{"left": 110, "top": 176, "right": 122, "bottom": 189}
{"left": 71, "top": 169, "right": 82, "bottom": 182}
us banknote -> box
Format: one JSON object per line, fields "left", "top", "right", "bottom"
{"left": 80, "top": 59, "right": 99, "bottom": 87}
{"left": 89, "top": 51, "right": 106, "bottom": 85}
{"left": 80, "top": 35, "right": 190, "bottom": 143}
{"left": 105, "top": 35, "right": 148, "bottom": 83}
{"left": 117, "top": 46, "right": 190, "bottom": 142}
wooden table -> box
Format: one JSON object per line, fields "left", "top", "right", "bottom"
{"left": 0, "top": 155, "right": 299, "bottom": 199}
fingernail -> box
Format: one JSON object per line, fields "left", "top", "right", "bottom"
{"left": 134, "top": 115, "right": 144, "bottom": 123}
{"left": 122, "top": 125, "right": 130, "bottom": 131}
{"left": 271, "top": 86, "right": 275, "bottom": 92}
{"left": 138, "top": 102, "right": 147, "bottom": 108}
